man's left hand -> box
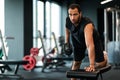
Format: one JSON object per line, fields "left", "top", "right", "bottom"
{"left": 84, "top": 65, "right": 95, "bottom": 72}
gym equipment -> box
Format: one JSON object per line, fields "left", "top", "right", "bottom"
{"left": 41, "top": 48, "right": 55, "bottom": 63}
{"left": 0, "top": 60, "right": 28, "bottom": 79}
{"left": 63, "top": 43, "right": 73, "bottom": 56}
{"left": 107, "top": 41, "right": 120, "bottom": 66}
{"left": 23, "top": 55, "right": 36, "bottom": 70}
{"left": 0, "top": 60, "right": 28, "bottom": 74}
{"left": 22, "top": 30, "right": 55, "bottom": 71}
{"left": 0, "top": 30, "right": 15, "bottom": 71}
{"left": 58, "top": 36, "right": 65, "bottom": 46}
{"left": 38, "top": 31, "right": 73, "bottom": 72}
{"left": 30, "top": 47, "right": 41, "bottom": 56}
{"left": 22, "top": 47, "right": 41, "bottom": 70}
{"left": 38, "top": 30, "right": 48, "bottom": 72}
{"left": 0, "top": 49, "right": 3, "bottom": 59}
{"left": 38, "top": 31, "right": 59, "bottom": 72}
{"left": 0, "top": 30, "right": 8, "bottom": 60}
{"left": 66, "top": 64, "right": 111, "bottom": 80}
{"left": 52, "top": 32, "right": 59, "bottom": 55}
{"left": 104, "top": 8, "right": 120, "bottom": 67}
{"left": 0, "top": 30, "right": 15, "bottom": 60}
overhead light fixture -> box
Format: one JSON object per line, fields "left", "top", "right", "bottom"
{"left": 101, "top": 0, "right": 113, "bottom": 4}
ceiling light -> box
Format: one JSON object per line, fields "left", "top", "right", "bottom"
{"left": 101, "top": 0, "right": 112, "bottom": 4}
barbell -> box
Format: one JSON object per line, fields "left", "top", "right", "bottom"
{"left": 22, "top": 43, "right": 72, "bottom": 70}
{"left": 22, "top": 47, "right": 55, "bottom": 70}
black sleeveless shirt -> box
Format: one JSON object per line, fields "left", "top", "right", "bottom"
{"left": 66, "top": 17, "right": 104, "bottom": 62}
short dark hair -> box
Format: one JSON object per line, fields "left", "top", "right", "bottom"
{"left": 68, "top": 4, "right": 81, "bottom": 13}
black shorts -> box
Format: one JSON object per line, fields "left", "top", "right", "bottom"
{"left": 73, "top": 48, "right": 105, "bottom": 62}
{"left": 73, "top": 47, "right": 86, "bottom": 61}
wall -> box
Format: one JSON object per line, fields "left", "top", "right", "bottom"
{"left": 60, "top": 3, "right": 67, "bottom": 36}
{"left": 5, "top": 0, "right": 24, "bottom": 60}
{"left": 79, "top": 0, "right": 99, "bottom": 29}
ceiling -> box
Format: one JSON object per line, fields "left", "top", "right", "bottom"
{"left": 40, "top": 0, "right": 120, "bottom": 9}
{"left": 99, "top": 0, "right": 120, "bottom": 6}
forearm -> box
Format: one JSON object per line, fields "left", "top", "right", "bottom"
{"left": 87, "top": 45, "right": 95, "bottom": 66}
{"left": 65, "top": 28, "right": 70, "bottom": 43}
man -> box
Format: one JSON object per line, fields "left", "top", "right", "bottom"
{"left": 65, "top": 4, "right": 108, "bottom": 80}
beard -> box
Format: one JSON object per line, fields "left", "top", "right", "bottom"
{"left": 71, "top": 17, "right": 81, "bottom": 26}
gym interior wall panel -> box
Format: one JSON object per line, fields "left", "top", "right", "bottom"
{"left": 60, "top": 4, "right": 67, "bottom": 36}
{"left": 79, "top": 0, "right": 99, "bottom": 29}
{"left": 97, "top": 8, "right": 105, "bottom": 49}
{"left": 24, "top": 0, "right": 33, "bottom": 56}
{"left": 5, "top": 0, "right": 24, "bottom": 60}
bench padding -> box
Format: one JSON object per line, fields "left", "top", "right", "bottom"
{"left": 66, "top": 64, "right": 111, "bottom": 79}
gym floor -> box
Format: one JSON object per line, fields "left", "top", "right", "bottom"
{"left": 0, "top": 59, "right": 120, "bottom": 80}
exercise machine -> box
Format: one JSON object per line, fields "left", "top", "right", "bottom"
{"left": 39, "top": 31, "right": 73, "bottom": 72}
{"left": 104, "top": 7, "right": 120, "bottom": 68}
{"left": 66, "top": 64, "right": 111, "bottom": 80}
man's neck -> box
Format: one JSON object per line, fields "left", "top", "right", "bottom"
{"left": 74, "top": 23, "right": 79, "bottom": 27}
{"left": 74, "top": 17, "right": 81, "bottom": 27}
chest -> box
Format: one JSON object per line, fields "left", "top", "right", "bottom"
{"left": 70, "top": 25, "right": 84, "bottom": 39}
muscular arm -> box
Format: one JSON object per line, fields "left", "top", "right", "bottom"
{"left": 84, "top": 23, "right": 95, "bottom": 71}
{"left": 65, "top": 28, "right": 70, "bottom": 43}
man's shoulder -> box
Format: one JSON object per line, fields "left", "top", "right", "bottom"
{"left": 81, "top": 17, "right": 93, "bottom": 25}
{"left": 82, "top": 16, "right": 92, "bottom": 22}
{"left": 80, "top": 17, "right": 94, "bottom": 29}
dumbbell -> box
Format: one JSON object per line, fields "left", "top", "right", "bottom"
{"left": 63, "top": 43, "right": 73, "bottom": 56}
{"left": 22, "top": 48, "right": 40, "bottom": 70}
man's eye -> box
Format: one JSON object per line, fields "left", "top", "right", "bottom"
{"left": 74, "top": 14, "right": 78, "bottom": 16}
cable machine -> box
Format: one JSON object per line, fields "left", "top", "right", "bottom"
{"left": 104, "top": 7, "right": 120, "bottom": 67}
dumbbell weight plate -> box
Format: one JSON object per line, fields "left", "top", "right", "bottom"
{"left": 23, "top": 55, "right": 36, "bottom": 70}
{"left": 30, "top": 48, "right": 39, "bottom": 56}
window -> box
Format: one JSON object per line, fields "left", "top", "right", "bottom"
{"left": 37, "top": 1, "right": 44, "bottom": 49}
{"left": 38, "top": 1, "right": 44, "bottom": 37}
{"left": 37, "top": 1, "right": 44, "bottom": 60}
{"left": 45, "top": 2, "right": 61, "bottom": 51}
{"left": 35, "top": 1, "right": 61, "bottom": 66}
{"left": 51, "top": 2, "right": 61, "bottom": 37}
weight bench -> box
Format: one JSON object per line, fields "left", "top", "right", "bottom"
{"left": 0, "top": 60, "right": 28, "bottom": 79}
{"left": 66, "top": 64, "right": 111, "bottom": 80}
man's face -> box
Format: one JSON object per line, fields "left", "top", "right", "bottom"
{"left": 68, "top": 8, "right": 81, "bottom": 25}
